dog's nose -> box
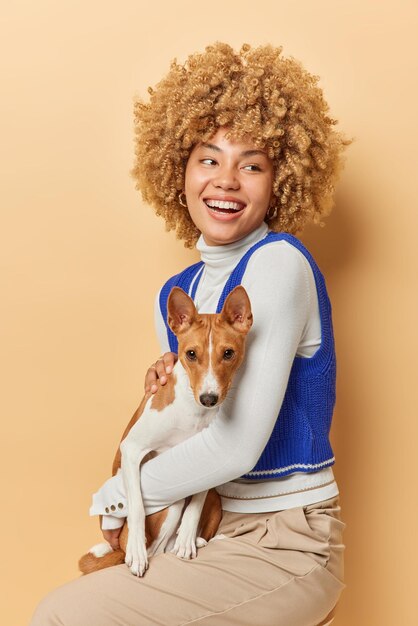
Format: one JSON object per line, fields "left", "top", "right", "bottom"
{"left": 199, "top": 393, "right": 219, "bottom": 407}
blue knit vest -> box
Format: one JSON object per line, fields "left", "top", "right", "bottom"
{"left": 159, "top": 231, "right": 336, "bottom": 479}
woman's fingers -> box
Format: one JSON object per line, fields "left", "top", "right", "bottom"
{"left": 145, "top": 365, "right": 158, "bottom": 393}
{"left": 155, "top": 357, "right": 168, "bottom": 385}
{"left": 159, "top": 352, "right": 178, "bottom": 376}
{"left": 144, "top": 352, "right": 178, "bottom": 393}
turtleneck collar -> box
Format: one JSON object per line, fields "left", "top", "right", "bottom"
{"left": 196, "top": 223, "right": 269, "bottom": 268}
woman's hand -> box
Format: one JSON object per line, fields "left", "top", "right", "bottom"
{"left": 145, "top": 352, "right": 178, "bottom": 394}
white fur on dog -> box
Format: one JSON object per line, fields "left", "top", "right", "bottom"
{"left": 121, "top": 362, "right": 217, "bottom": 576}
{"left": 147, "top": 499, "right": 185, "bottom": 557}
{"left": 89, "top": 542, "right": 113, "bottom": 557}
{"left": 200, "top": 331, "right": 220, "bottom": 399}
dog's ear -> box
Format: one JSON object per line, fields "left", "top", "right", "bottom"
{"left": 167, "top": 287, "right": 198, "bottom": 334}
{"left": 220, "top": 286, "right": 253, "bottom": 334}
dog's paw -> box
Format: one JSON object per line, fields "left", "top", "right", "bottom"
{"left": 171, "top": 532, "right": 196, "bottom": 559}
{"left": 171, "top": 537, "right": 197, "bottom": 559}
{"left": 125, "top": 535, "right": 148, "bottom": 577}
{"left": 195, "top": 537, "right": 208, "bottom": 548}
{"left": 170, "top": 528, "right": 200, "bottom": 560}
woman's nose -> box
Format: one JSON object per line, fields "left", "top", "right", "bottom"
{"left": 213, "top": 167, "right": 240, "bottom": 190}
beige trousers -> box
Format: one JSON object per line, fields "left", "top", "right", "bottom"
{"left": 30, "top": 496, "right": 345, "bottom": 626}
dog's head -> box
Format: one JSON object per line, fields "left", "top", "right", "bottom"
{"left": 167, "top": 286, "right": 253, "bottom": 408}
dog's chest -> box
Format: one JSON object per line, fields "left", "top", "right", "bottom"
{"left": 133, "top": 391, "right": 215, "bottom": 452}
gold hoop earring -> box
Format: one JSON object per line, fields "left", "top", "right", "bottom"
{"left": 266, "top": 205, "right": 277, "bottom": 220}
{"left": 178, "top": 192, "right": 188, "bottom": 208}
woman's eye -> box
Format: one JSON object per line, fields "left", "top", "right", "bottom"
{"left": 186, "top": 350, "right": 197, "bottom": 361}
{"left": 223, "top": 349, "right": 235, "bottom": 360}
{"left": 201, "top": 158, "right": 217, "bottom": 166}
{"left": 243, "top": 164, "right": 262, "bottom": 172}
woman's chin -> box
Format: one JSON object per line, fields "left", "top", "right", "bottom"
{"left": 201, "top": 225, "right": 246, "bottom": 246}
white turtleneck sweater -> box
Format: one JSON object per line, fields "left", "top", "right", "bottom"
{"left": 91, "top": 223, "right": 339, "bottom": 530}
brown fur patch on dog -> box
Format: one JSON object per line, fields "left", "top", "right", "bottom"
{"left": 150, "top": 372, "right": 176, "bottom": 412}
{"left": 199, "top": 489, "right": 223, "bottom": 540}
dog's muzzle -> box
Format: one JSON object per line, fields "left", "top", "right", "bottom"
{"left": 199, "top": 393, "right": 219, "bottom": 407}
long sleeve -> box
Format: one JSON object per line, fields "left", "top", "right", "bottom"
{"left": 91, "top": 241, "right": 317, "bottom": 520}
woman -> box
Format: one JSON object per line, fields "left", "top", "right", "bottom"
{"left": 31, "top": 42, "right": 351, "bottom": 625}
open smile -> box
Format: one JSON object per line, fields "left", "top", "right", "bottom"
{"left": 203, "top": 197, "right": 246, "bottom": 218}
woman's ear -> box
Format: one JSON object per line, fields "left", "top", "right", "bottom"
{"left": 178, "top": 192, "right": 188, "bottom": 208}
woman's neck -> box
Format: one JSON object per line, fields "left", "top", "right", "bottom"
{"left": 196, "top": 223, "right": 269, "bottom": 268}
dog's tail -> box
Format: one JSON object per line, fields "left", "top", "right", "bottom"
{"left": 79, "top": 543, "right": 125, "bottom": 575}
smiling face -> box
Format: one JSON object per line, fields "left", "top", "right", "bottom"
{"left": 184, "top": 128, "right": 274, "bottom": 246}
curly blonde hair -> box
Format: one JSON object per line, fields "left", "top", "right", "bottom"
{"left": 131, "top": 42, "right": 352, "bottom": 248}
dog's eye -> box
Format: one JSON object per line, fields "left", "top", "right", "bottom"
{"left": 223, "top": 349, "right": 235, "bottom": 360}
{"left": 186, "top": 350, "right": 197, "bottom": 361}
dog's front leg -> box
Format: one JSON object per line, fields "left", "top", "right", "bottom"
{"left": 120, "top": 439, "right": 151, "bottom": 576}
{"left": 171, "top": 490, "right": 209, "bottom": 560}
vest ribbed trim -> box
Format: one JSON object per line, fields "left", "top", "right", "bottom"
{"left": 159, "top": 231, "right": 336, "bottom": 479}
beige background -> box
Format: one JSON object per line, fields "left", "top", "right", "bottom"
{"left": 1, "top": 1, "right": 417, "bottom": 624}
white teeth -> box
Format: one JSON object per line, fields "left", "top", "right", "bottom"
{"left": 205, "top": 199, "right": 243, "bottom": 211}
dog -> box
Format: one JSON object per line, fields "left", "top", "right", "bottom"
{"left": 79, "top": 285, "right": 253, "bottom": 576}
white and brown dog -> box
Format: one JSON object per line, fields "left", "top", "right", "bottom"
{"left": 79, "top": 285, "right": 253, "bottom": 576}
